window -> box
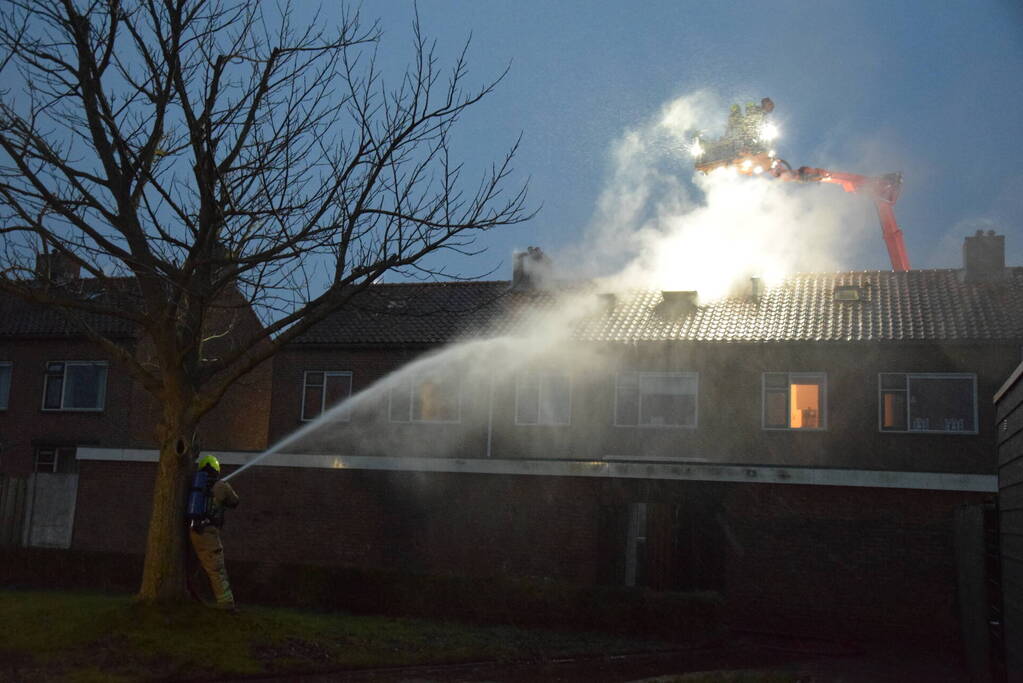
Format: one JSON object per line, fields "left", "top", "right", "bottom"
{"left": 763, "top": 372, "right": 826, "bottom": 430}
{"left": 0, "top": 362, "right": 10, "bottom": 410}
{"left": 516, "top": 372, "right": 571, "bottom": 425}
{"left": 34, "top": 446, "right": 77, "bottom": 473}
{"left": 42, "top": 361, "right": 107, "bottom": 411}
{"left": 301, "top": 371, "right": 353, "bottom": 421}
{"left": 879, "top": 373, "right": 977, "bottom": 433}
{"left": 389, "top": 369, "right": 461, "bottom": 423}
{"left": 615, "top": 372, "right": 698, "bottom": 428}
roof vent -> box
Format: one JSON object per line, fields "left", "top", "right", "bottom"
{"left": 657, "top": 290, "right": 698, "bottom": 317}
{"left": 598, "top": 293, "right": 617, "bottom": 313}
{"left": 750, "top": 276, "right": 763, "bottom": 300}
{"left": 833, "top": 285, "right": 864, "bottom": 302}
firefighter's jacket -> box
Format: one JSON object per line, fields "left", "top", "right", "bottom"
{"left": 208, "top": 479, "right": 239, "bottom": 528}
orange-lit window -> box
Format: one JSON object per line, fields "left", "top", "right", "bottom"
{"left": 763, "top": 373, "right": 826, "bottom": 430}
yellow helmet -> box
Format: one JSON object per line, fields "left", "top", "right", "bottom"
{"left": 196, "top": 454, "right": 220, "bottom": 473}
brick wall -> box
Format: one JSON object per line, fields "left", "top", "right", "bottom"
{"left": 0, "top": 340, "right": 135, "bottom": 475}
{"left": 269, "top": 341, "right": 1015, "bottom": 475}
{"left": 71, "top": 457, "right": 979, "bottom": 644}
{"left": 0, "top": 333, "right": 270, "bottom": 478}
{"left": 722, "top": 484, "right": 988, "bottom": 645}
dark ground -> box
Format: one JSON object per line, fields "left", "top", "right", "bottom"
{"left": 222, "top": 633, "right": 970, "bottom": 683}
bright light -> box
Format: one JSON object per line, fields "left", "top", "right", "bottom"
{"left": 687, "top": 137, "right": 704, "bottom": 158}
{"left": 768, "top": 149, "right": 776, "bottom": 157}
{"left": 753, "top": 166, "right": 764, "bottom": 174}
{"left": 760, "top": 123, "right": 780, "bottom": 142}
{"left": 740, "top": 159, "right": 753, "bottom": 171}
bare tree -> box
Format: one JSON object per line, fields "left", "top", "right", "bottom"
{"left": 0, "top": 0, "right": 531, "bottom": 601}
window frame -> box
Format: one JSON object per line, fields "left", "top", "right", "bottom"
{"left": 300, "top": 370, "right": 353, "bottom": 422}
{"left": 388, "top": 370, "right": 463, "bottom": 424}
{"left": 514, "top": 371, "right": 572, "bottom": 426}
{"left": 877, "top": 372, "right": 979, "bottom": 434}
{"left": 40, "top": 361, "right": 108, "bottom": 412}
{"left": 33, "top": 446, "right": 78, "bottom": 473}
{"left": 761, "top": 371, "right": 828, "bottom": 431}
{"left": 0, "top": 361, "right": 11, "bottom": 411}
{"left": 614, "top": 371, "right": 699, "bottom": 429}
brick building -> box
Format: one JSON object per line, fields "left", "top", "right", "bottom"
{"left": 0, "top": 266, "right": 271, "bottom": 547}
{"left": 64, "top": 231, "right": 1021, "bottom": 645}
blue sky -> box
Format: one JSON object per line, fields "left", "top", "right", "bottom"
{"left": 367, "top": 1, "right": 1023, "bottom": 281}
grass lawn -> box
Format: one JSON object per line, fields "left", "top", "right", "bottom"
{"left": 0, "top": 589, "right": 679, "bottom": 682}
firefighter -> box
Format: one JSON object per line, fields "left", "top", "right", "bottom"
{"left": 187, "top": 454, "right": 240, "bottom": 610}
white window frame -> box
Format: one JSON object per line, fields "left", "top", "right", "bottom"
{"left": 41, "top": 361, "right": 108, "bottom": 412}
{"left": 761, "top": 372, "right": 827, "bottom": 431}
{"left": 388, "top": 370, "right": 462, "bottom": 424}
{"left": 614, "top": 371, "right": 699, "bottom": 429}
{"left": 300, "top": 370, "right": 353, "bottom": 422}
{"left": 0, "top": 361, "right": 11, "bottom": 411}
{"left": 877, "top": 372, "right": 978, "bottom": 434}
{"left": 515, "top": 371, "right": 572, "bottom": 426}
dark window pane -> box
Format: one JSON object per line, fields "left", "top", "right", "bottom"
{"left": 764, "top": 389, "right": 788, "bottom": 427}
{"left": 56, "top": 447, "right": 78, "bottom": 473}
{"left": 389, "top": 378, "right": 411, "bottom": 422}
{"left": 880, "top": 373, "right": 905, "bottom": 390}
{"left": 616, "top": 373, "right": 639, "bottom": 426}
{"left": 43, "top": 374, "right": 63, "bottom": 409}
{"left": 302, "top": 385, "right": 323, "bottom": 420}
{"left": 64, "top": 364, "right": 105, "bottom": 409}
{"left": 324, "top": 374, "right": 352, "bottom": 417}
{"left": 540, "top": 375, "right": 571, "bottom": 425}
{"left": 639, "top": 374, "right": 696, "bottom": 427}
{"left": 764, "top": 373, "right": 788, "bottom": 388}
{"left": 908, "top": 377, "right": 975, "bottom": 432}
{"left": 517, "top": 374, "right": 540, "bottom": 424}
{"left": 0, "top": 364, "right": 10, "bottom": 409}
{"left": 305, "top": 372, "right": 324, "bottom": 387}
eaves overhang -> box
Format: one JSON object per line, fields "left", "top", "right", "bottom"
{"left": 77, "top": 448, "right": 996, "bottom": 493}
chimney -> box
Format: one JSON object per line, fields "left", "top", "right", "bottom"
{"left": 511, "top": 246, "right": 553, "bottom": 291}
{"left": 657, "top": 290, "right": 698, "bottom": 317}
{"left": 963, "top": 230, "right": 1005, "bottom": 283}
{"left": 34, "top": 252, "right": 81, "bottom": 282}
{"left": 750, "top": 276, "right": 762, "bottom": 300}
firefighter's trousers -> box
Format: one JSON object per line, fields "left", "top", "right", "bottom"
{"left": 189, "top": 526, "right": 235, "bottom": 607}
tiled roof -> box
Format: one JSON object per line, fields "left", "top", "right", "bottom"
{"left": 293, "top": 281, "right": 512, "bottom": 345}
{"left": 297, "top": 268, "right": 1023, "bottom": 345}
{"left": 0, "top": 280, "right": 138, "bottom": 339}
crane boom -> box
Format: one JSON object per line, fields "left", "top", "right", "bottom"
{"left": 691, "top": 99, "right": 911, "bottom": 271}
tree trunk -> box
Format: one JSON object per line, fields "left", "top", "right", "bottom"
{"left": 136, "top": 406, "right": 196, "bottom": 602}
